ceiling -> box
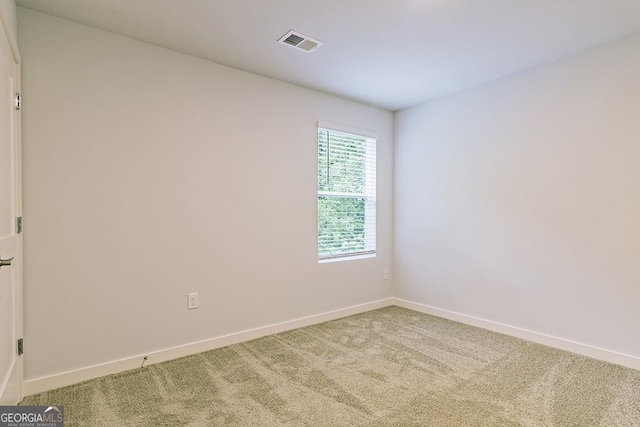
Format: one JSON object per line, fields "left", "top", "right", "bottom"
{"left": 16, "top": 0, "right": 640, "bottom": 111}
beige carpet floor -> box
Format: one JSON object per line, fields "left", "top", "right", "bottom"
{"left": 21, "top": 306, "right": 640, "bottom": 426}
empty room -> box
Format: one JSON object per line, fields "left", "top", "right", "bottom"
{"left": 1, "top": 0, "right": 640, "bottom": 425}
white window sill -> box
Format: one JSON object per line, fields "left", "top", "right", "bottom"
{"left": 318, "top": 253, "right": 376, "bottom": 264}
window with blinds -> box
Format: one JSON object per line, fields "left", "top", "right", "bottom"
{"left": 317, "top": 123, "right": 376, "bottom": 261}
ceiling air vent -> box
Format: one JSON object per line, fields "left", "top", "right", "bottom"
{"left": 278, "top": 30, "right": 323, "bottom": 53}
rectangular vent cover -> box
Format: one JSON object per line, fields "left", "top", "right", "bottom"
{"left": 278, "top": 30, "right": 323, "bottom": 52}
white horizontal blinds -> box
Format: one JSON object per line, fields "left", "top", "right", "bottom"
{"left": 318, "top": 126, "right": 376, "bottom": 260}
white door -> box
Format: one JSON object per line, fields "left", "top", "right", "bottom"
{"left": 0, "top": 16, "right": 22, "bottom": 406}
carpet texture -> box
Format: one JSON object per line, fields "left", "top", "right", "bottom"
{"left": 21, "top": 306, "right": 640, "bottom": 426}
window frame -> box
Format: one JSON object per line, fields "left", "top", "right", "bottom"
{"left": 317, "top": 121, "right": 377, "bottom": 262}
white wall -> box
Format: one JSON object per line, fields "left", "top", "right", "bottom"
{"left": 18, "top": 8, "right": 393, "bottom": 381}
{"left": 395, "top": 32, "right": 640, "bottom": 359}
{"left": 0, "top": 0, "right": 16, "bottom": 47}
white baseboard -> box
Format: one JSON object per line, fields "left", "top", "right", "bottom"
{"left": 23, "top": 298, "right": 394, "bottom": 397}
{"left": 393, "top": 298, "right": 640, "bottom": 371}
{"left": 25, "top": 296, "right": 640, "bottom": 397}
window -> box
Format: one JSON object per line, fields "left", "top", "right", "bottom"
{"left": 317, "top": 122, "right": 376, "bottom": 261}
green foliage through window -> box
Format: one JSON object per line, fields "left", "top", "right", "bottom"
{"left": 318, "top": 197, "right": 366, "bottom": 255}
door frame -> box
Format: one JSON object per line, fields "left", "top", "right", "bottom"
{"left": 0, "top": 8, "right": 23, "bottom": 405}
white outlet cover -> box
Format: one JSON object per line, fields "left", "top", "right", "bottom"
{"left": 188, "top": 292, "right": 199, "bottom": 310}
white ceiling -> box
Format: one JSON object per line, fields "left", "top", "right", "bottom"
{"left": 16, "top": 0, "right": 640, "bottom": 111}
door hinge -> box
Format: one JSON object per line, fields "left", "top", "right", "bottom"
{"left": 16, "top": 217, "right": 22, "bottom": 234}
{"left": 17, "top": 339, "right": 23, "bottom": 356}
{"left": 14, "top": 93, "right": 21, "bottom": 110}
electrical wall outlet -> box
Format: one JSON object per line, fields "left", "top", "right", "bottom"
{"left": 188, "top": 292, "right": 199, "bottom": 310}
{"left": 383, "top": 269, "right": 389, "bottom": 280}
